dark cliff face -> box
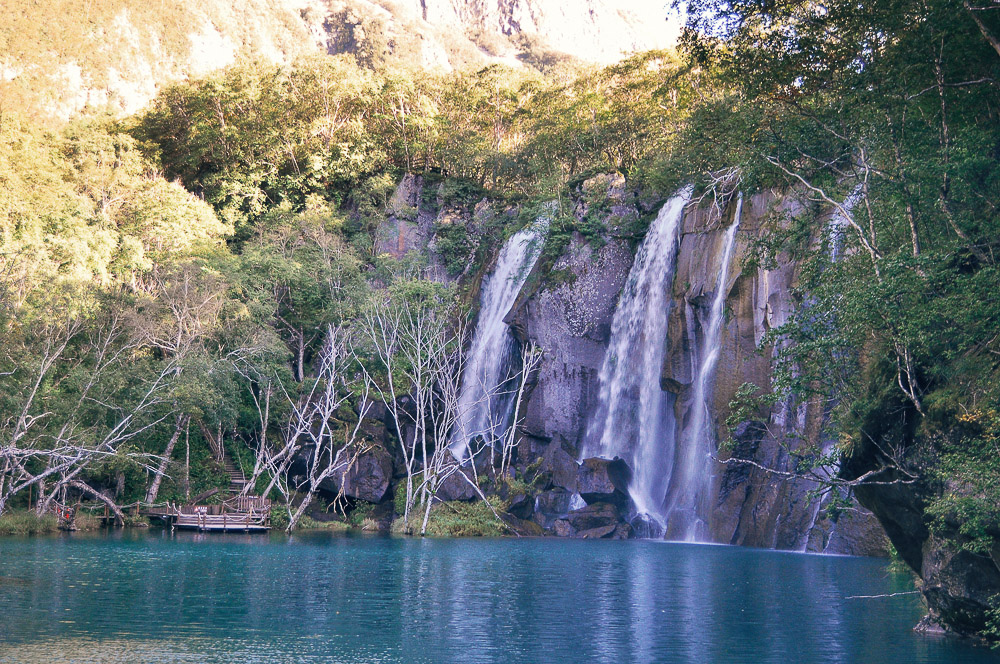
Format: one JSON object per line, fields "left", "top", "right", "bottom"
{"left": 841, "top": 390, "right": 1000, "bottom": 637}
{"left": 378, "top": 172, "right": 1000, "bottom": 634}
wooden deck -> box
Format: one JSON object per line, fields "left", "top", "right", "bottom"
{"left": 144, "top": 495, "right": 271, "bottom": 532}
{"left": 173, "top": 510, "right": 269, "bottom": 532}
{"left": 142, "top": 455, "right": 271, "bottom": 532}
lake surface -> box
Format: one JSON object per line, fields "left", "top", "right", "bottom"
{"left": 0, "top": 530, "right": 995, "bottom": 663}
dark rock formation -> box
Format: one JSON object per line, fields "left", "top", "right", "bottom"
{"left": 436, "top": 467, "right": 479, "bottom": 502}
{"left": 323, "top": 444, "right": 394, "bottom": 504}
{"left": 512, "top": 185, "right": 887, "bottom": 558}
{"left": 540, "top": 439, "right": 581, "bottom": 492}
{"left": 533, "top": 488, "right": 579, "bottom": 529}
{"left": 577, "top": 524, "right": 618, "bottom": 539}
{"left": 577, "top": 457, "right": 631, "bottom": 508}
{"left": 567, "top": 502, "right": 620, "bottom": 532}
{"left": 553, "top": 519, "right": 576, "bottom": 537}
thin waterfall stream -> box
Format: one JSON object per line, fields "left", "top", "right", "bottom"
{"left": 582, "top": 187, "right": 691, "bottom": 534}
{"left": 451, "top": 220, "right": 547, "bottom": 463}
{"left": 800, "top": 185, "right": 864, "bottom": 550}
{"left": 663, "top": 195, "right": 742, "bottom": 541}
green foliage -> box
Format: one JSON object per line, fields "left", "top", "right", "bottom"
{"left": 433, "top": 222, "right": 473, "bottom": 276}
{"left": 926, "top": 410, "right": 1000, "bottom": 555}
{"left": 295, "top": 516, "right": 350, "bottom": 532}
{"left": 346, "top": 502, "right": 377, "bottom": 528}
{"left": 394, "top": 472, "right": 423, "bottom": 516}
{"left": 983, "top": 596, "right": 1000, "bottom": 647}
{"left": 269, "top": 505, "right": 289, "bottom": 531}
{"left": 675, "top": 0, "right": 1000, "bottom": 638}
{"left": 392, "top": 499, "right": 508, "bottom": 537}
{"left": 722, "top": 382, "right": 777, "bottom": 451}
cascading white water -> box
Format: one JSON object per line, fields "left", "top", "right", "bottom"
{"left": 828, "top": 184, "right": 863, "bottom": 263}
{"left": 451, "top": 221, "right": 547, "bottom": 463}
{"left": 583, "top": 187, "right": 692, "bottom": 533}
{"left": 662, "top": 196, "right": 742, "bottom": 541}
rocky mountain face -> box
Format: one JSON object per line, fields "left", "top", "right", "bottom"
{"left": 391, "top": 0, "right": 675, "bottom": 64}
{"left": 2, "top": 0, "right": 675, "bottom": 120}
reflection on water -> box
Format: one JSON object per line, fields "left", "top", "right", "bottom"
{"left": 0, "top": 531, "right": 993, "bottom": 664}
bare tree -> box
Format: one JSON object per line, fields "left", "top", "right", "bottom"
{"left": 355, "top": 287, "right": 476, "bottom": 529}
{"left": 234, "top": 325, "right": 372, "bottom": 532}
{"left": 356, "top": 286, "right": 543, "bottom": 535}
{"left": 0, "top": 300, "right": 177, "bottom": 516}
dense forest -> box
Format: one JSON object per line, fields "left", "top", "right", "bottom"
{"left": 2, "top": 0, "right": 1000, "bottom": 641}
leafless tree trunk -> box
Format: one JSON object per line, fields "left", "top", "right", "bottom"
{"left": 145, "top": 414, "right": 191, "bottom": 504}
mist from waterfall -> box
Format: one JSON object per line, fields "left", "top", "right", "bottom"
{"left": 451, "top": 221, "right": 547, "bottom": 463}
{"left": 582, "top": 187, "right": 692, "bottom": 533}
{"left": 663, "top": 196, "right": 742, "bottom": 542}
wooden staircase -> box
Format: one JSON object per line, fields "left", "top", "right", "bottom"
{"left": 142, "top": 448, "right": 271, "bottom": 532}
{"left": 221, "top": 453, "right": 249, "bottom": 496}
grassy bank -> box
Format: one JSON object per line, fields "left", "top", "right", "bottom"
{"left": 391, "top": 500, "right": 510, "bottom": 537}
{"left": 0, "top": 510, "right": 103, "bottom": 535}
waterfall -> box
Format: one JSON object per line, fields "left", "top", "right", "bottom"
{"left": 828, "top": 183, "right": 863, "bottom": 262}
{"left": 451, "top": 221, "right": 547, "bottom": 463}
{"left": 582, "top": 187, "right": 692, "bottom": 534}
{"left": 663, "top": 196, "right": 742, "bottom": 541}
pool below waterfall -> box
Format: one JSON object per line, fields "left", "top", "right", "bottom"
{"left": 0, "top": 531, "right": 993, "bottom": 663}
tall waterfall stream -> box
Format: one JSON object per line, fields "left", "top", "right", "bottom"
{"left": 664, "top": 196, "right": 742, "bottom": 541}
{"left": 451, "top": 221, "right": 547, "bottom": 463}
{"left": 582, "top": 188, "right": 691, "bottom": 533}
{"left": 584, "top": 189, "right": 744, "bottom": 541}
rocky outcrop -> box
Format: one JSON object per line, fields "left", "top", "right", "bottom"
{"left": 435, "top": 467, "right": 479, "bottom": 501}
{"left": 394, "top": 0, "right": 676, "bottom": 64}
{"left": 323, "top": 444, "right": 394, "bottom": 503}
{"left": 577, "top": 457, "right": 630, "bottom": 508}
{"left": 567, "top": 502, "right": 619, "bottom": 531}
{"left": 512, "top": 178, "right": 637, "bottom": 448}
{"left": 532, "top": 488, "right": 582, "bottom": 529}
{"left": 368, "top": 175, "right": 890, "bottom": 556}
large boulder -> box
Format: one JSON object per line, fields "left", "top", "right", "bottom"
{"left": 507, "top": 492, "right": 534, "bottom": 520}
{"left": 436, "top": 467, "right": 479, "bottom": 502}
{"left": 567, "top": 502, "right": 620, "bottom": 532}
{"left": 577, "top": 524, "right": 618, "bottom": 539}
{"left": 323, "top": 444, "right": 393, "bottom": 503}
{"left": 533, "top": 488, "right": 585, "bottom": 529}
{"left": 576, "top": 523, "right": 635, "bottom": 539}
{"left": 553, "top": 519, "right": 576, "bottom": 537}
{"left": 577, "top": 457, "right": 631, "bottom": 507}
{"left": 541, "top": 441, "right": 581, "bottom": 492}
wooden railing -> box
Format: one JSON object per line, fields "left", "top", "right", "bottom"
{"left": 224, "top": 495, "right": 271, "bottom": 513}
{"left": 173, "top": 509, "right": 269, "bottom": 532}
{"left": 141, "top": 496, "right": 272, "bottom": 531}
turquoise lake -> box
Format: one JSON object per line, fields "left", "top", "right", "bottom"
{"left": 0, "top": 530, "right": 995, "bottom": 663}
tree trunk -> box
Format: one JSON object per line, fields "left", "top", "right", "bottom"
{"left": 145, "top": 414, "right": 190, "bottom": 504}
{"left": 420, "top": 473, "right": 438, "bottom": 536}
{"left": 35, "top": 482, "right": 50, "bottom": 516}
{"left": 287, "top": 490, "right": 314, "bottom": 533}
{"left": 69, "top": 480, "right": 127, "bottom": 526}
{"left": 965, "top": 1, "right": 1000, "bottom": 58}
